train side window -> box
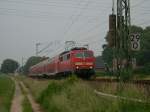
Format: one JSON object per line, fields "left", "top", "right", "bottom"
{"left": 63, "top": 55, "right": 67, "bottom": 61}
{"left": 59, "top": 56, "right": 63, "bottom": 61}
{"left": 48, "top": 59, "right": 51, "bottom": 62}
{"left": 67, "top": 54, "right": 70, "bottom": 60}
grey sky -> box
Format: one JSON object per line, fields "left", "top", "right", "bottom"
{"left": 0, "top": 0, "right": 150, "bottom": 65}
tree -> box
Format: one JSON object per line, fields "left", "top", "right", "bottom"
{"left": 130, "top": 26, "right": 150, "bottom": 66}
{"left": 1, "top": 59, "right": 19, "bottom": 73}
{"left": 102, "top": 31, "right": 113, "bottom": 66}
{"left": 102, "top": 25, "right": 150, "bottom": 74}
{"left": 23, "top": 56, "right": 48, "bottom": 74}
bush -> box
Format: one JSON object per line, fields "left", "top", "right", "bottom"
{"left": 134, "top": 67, "right": 146, "bottom": 74}
{"left": 38, "top": 76, "right": 105, "bottom": 112}
{"left": 144, "top": 63, "right": 150, "bottom": 75}
{"left": 134, "top": 64, "right": 150, "bottom": 75}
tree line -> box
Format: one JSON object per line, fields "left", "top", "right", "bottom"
{"left": 0, "top": 56, "right": 48, "bottom": 74}
{"left": 1, "top": 25, "right": 149, "bottom": 75}
{"left": 102, "top": 25, "right": 150, "bottom": 74}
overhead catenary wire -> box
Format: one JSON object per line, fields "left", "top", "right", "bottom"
{"left": 74, "top": 20, "right": 107, "bottom": 42}
{"left": 62, "top": 0, "right": 91, "bottom": 40}
{"left": 28, "top": 0, "right": 109, "bottom": 56}
{"left": 1, "top": 0, "right": 111, "bottom": 10}
{"left": 0, "top": 8, "right": 107, "bottom": 19}
{"left": 63, "top": 5, "right": 111, "bottom": 38}
{"left": 0, "top": 0, "right": 150, "bottom": 58}
{"left": 131, "top": 0, "right": 147, "bottom": 8}
{"left": 32, "top": 0, "right": 149, "bottom": 57}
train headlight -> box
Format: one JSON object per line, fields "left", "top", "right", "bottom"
{"left": 76, "top": 66, "right": 79, "bottom": 69}
{"left": 90, "top": 66, "right": 93, "bottom": 69}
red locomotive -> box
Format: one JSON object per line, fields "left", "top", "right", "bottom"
{"left": 29, "top": 47, "right": 95, "bottom": 78}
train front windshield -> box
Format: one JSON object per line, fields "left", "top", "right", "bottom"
{"left": 75, "top": 52, "right": 93, "bottom": 58}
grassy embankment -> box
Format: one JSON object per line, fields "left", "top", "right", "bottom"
{"left": 20, "top": 75, "right": 150, "bottom": 112}
{"left": 0, "top": 75, "right": 15, "bottom": 112}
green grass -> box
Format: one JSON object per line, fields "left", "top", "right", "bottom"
{"left": 19, "top": 75, "right": 150, "bottom": 112}
{"left": 37, "top": 76, "right": 150, "bottom": 112}
{"left": 0, "top": 75, "right": 15, "bottom": 112}
{"left": 22, "top": 96, "right": 33, "bottom": 112}
{"left": 96, "top": 70, "right": 108, "bottom": 76}
{"left": 96, "top": 70, "right": 150, "bottom": 80}
{"left": 90, "top": 81, "right": 150, "bottom": 102}
{"left": 17, "top": 75, "right": 49, "bottom": 99}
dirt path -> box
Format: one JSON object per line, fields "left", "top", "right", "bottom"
{"left": 10, "top": 77, "right": 43, "bottom": 112}
{"left": 10, "top": 78, "right": 24, "bottom": 112}
{"left": 19, "top": 81, "right": 43, "bottom": 112}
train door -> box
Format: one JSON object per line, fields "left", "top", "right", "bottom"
{"left": 58, "top": 56, "right": 63, "bottom": 72}
{"left": 55, "top": 57, "right": 59, "bottom": 74}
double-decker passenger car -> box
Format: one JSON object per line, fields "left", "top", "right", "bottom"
{"left": 29, "top": 47, "right": 95, "bottom": 78}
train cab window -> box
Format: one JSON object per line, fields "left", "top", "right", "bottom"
{"left": 75, "top": 52, "right": 93, "bottom": 58}
{"left": 84, "top": 52, "right": 93, "bottom": 57}
{"left": 75, "top": 52, "right": 83, "bottom": 58}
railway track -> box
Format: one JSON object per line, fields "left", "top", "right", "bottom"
{"left": 93, "top": 77, "right": 150, "bottom": 85}
{"left": 29, "top": 75, "right": 150, "bottom": 85}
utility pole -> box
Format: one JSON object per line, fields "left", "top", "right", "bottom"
{"left": 116, "top": 0, "right": 131, "bottom": 71}
{"left": 21, "top": 57, "right": 26, "bottom": 73}
{"left": 112, "top": 0, "right": 115, "bottom": 14}
{"left": 65, "top": 41, "right": 76, "bottom": 51}
{"left": 36, "top": 43, "right": 41, "bottom": 56}
{"left": 22, "top": 57, "right": 24, "bottom": 68}
{"left": 108, "top": 0, "right": 131, "bottom": 79}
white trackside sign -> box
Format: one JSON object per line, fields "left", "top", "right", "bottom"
{"left": 130, "top": 34, "right": 140, "bottom": 51}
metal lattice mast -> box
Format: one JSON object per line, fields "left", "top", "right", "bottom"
{"left": 116, "top": 0, "right": 131, "bottom": 68}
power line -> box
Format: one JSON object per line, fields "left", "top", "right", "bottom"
{"left": 131, "top": 0, "right": 147, "bottom": 8}
{"left": 63, "top": 5, "right": 111, "bottom": 38}
{"left": 61, "top": 0, "right": 92, "bottom": 41}
{"left": 0, "top": 8, "right": 104, "bottom": 20}
{"left": 71, "top": 20, "right": 107, "bottom": 42}
{"left": 2, "top": 0, "right": 111, "bottom": 7}
{"left": 1, "top": 0, "right": 110, "bottom": 10}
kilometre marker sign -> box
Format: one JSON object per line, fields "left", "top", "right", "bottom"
{"left": 130, "top": 34, "right": 140, "bottom": 51}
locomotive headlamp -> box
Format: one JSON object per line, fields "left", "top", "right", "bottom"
{"left": 90, "top": 66, "right": 93, "bottom": 69}
{"left": 76, "top": 66, "right": 79, "bottom": 69}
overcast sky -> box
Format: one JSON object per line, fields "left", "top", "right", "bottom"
{"left": 0, "top": 0, "right": 150, "bottom": 65}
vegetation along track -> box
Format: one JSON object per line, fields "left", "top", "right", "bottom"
{"left": 28, "top": 75, "right": 150, "bottom": 85}
{"left": 92, "top": 77, "right": 150, "bottom": 85}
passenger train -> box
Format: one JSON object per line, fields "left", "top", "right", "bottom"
{"left": 29, "top": 47, "right": 95, "bottom": 78}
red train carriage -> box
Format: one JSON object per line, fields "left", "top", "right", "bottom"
{"left": 29, "top": 47, "right": 95, "bottom": 78}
